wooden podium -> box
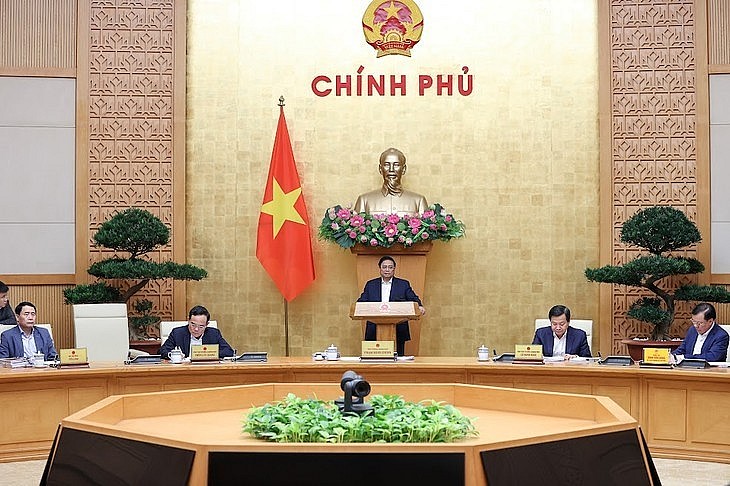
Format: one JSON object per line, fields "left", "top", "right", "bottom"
{"left": 351, "top": 241, "right": 431, "bottom": 355}
{"left": 350, "top": 301, "right": 421, "bottom": 346}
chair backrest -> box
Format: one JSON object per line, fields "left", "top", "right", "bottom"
{"left": 0, "top": 324, "right": 15, "bottom": 336}
{"left": 720, "top": 324, "right": 730, "bottom": 362}
{"left": 0, "top": 323, "right": 53, "bottom": 340}
{"left": 73, "top": 303, "right": 129, "bottom": 362}
{"left": 535, "top": 318, "right": 593, "bottom": 354}
{"left": 160, "top": 320, "right": 217, "bottom": 343}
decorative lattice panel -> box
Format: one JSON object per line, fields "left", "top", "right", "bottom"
{"left": 609, "top": 0, "right": 698, "bottom": 352}
{"left": 86, "top": 1, "right": 178, "bottom": 319}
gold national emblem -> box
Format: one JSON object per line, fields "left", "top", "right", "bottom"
{"left": 362, "top": 0, "right": 424, "bottom": 57}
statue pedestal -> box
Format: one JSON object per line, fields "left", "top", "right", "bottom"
{"left": 351, "top": 241, "right": 432, "bottom": 355}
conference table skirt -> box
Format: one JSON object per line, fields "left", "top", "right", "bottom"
{"left": 0, "top": 357, "right": 728, "bottom": 463}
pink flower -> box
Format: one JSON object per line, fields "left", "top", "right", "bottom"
{"left": 337, "top": 208, "right": 352, "bottom": 219}
{"left": 369, "top": 238, "right": 378, "bottom": 246}
{"left": 331, "top": 222, "right": 340, "bottom": 230}
{"left": 429, "top": 224, "right": 437, "bottom": 231}
{"left": 422, "top": 210, "right": 435, "bottom": 219}
{"left": 350, "top": 215, "right": 364, "bottom": 227}
{"left": 440, "top": 224, "right": 447, "bottom": 231}
{"left": 384, "top": 224, "right": 398, "bottom": 237}
{"left": 348, "top": 230, "right": 357, "bottom": 239}
{"left": 365, "top": 220, "right": 372, "bottom": 226}
{"left": 327, "top": 208, "right": 336, "bottom": 219}
{"left": 387, "top": 237, "right": 394, "bottom": 243}
{"left": 405, "top": 238, "right": 413, "bottom": 245}
{"left": 445, "top": 215, "right": 453, "bottom": 222}
{"left": 411, "top": 227, "right": 419, "bottom": 235}
{"left": 387, "top": 214, "right": 400, "bottom": 224}
{"left": 408, "top": 218, "right": 422, "bottom": 229}
{"left": 422, "top": 232, "right": 430, "bottom": 239}
{"left": 360, "top": 235, "right": 368, "bottom": 243}
{"left": 358, "top": 225, "right": 366, "bottom": 233}
{"left": 398, "top": 235, "right": 405, "bottom": 243}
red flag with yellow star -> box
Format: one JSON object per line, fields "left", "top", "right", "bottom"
{"left": 256, "top": 104, "right": 315, "bottom": 301}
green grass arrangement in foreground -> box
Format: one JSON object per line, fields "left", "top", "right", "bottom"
{"left": 242, "top": 394, "right": 478, "bottom": 443}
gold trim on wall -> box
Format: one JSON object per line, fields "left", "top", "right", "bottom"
{"left": 1, "top": 275, "right": 76, "bottom": 285}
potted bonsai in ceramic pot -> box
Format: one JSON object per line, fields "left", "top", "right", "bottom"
{"left": 63, "top": 208, "right": 208, "bottom": 340}
{"left": 585, "top": 206, "right": 730, "bottom": 360}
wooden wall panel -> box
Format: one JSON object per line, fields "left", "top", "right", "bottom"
{"left": 601, "top": 1, "right": 703, "bottom": 353}
{"left": 708, "top": 0, "right": 730, "bottom": 71}
{"left": 76, "top": 0, "right": 186, "bottom": 320}
{"left": 0, "top": 0, "right": 76, "bottom": 76}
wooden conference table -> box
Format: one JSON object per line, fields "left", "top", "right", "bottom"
{"left": 0, "top": 357, "right": 728, "bottom": 464}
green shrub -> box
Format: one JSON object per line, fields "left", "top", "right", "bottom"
{"left": 243, "top": 393, "right": 478, "bottom": 443}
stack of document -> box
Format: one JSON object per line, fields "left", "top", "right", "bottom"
{"left": 0, "top": 358, "right": 28, "bottom": 368}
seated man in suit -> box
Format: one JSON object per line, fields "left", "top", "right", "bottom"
{"left": 672, "top": 302, "right": 729, "bottom": 362}
{"left": 532, "top": 305, "right": 591, "bottom": 359}
{"left": 159, "top": 305, "right": 235, "bottom": 359}
{"left": 0, "top": 280, "right": 17, "bottom": 325}
{"left": 358, "top": 255, "right": 425, "bottom": 356}
{"left": 0, "top": 301, "right": 57, "bottom": 360}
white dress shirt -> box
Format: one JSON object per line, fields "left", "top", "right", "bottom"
{"left": 380, "top": 278, "right": 392, "bottom": 302}
{"left": 552, "top": 332, "right": 567, "bottom": 357}
{"left": 692, "top": 323, "right": 715, "bottom": 355}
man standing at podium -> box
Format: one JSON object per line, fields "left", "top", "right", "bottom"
{"left": 358, "top": 256, "right": 425, "bottom": 356}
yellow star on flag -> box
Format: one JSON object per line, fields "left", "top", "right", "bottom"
{"left": 260, "top": 178, "right": 305, "bottom": 238}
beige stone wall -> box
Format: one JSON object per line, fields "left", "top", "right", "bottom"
{"left": 186, "top": 0, "right": 600, "bottom": 356}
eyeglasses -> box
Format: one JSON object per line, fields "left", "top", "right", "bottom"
{"left": 690, "top": 319, "right": 707, "bottom": 326}
{"left": 380, "top": 265, "right": 395, "bottom": 270}
{"left": 189, "top": 323, "right": 207, "bottom": 329}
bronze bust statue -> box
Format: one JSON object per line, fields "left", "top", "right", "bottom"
{"left": 353, "top": 148, "right": 428, "bottom": 216}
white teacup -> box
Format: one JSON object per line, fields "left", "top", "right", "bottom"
{"left": 33, "top": 353, "right": 45, "bottom": 368}
{"left": 169, "top": 350, "right": 184, "bottom": 364}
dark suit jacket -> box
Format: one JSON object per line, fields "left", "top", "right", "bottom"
{"left": 672, "top": 324, "right": 729, "bottom": 361}
{"left": 159, "top": 326, "right": 235, "bottom": 359}
{"left": 357, "top": 277, "right": 422, "bottom": 342}
{"left": 0, "top": 304, "right": 16, "bottom": 326}
{"left": 532, "top": 326, "right": 591, "bottom": 357}
{"left": 0, "top": 325, "right": 57, "bottom": 360}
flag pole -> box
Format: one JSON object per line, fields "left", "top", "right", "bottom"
{"left": 279, "top": 95, "right": 290, "bottom": 357}
{"left": 284, "top": 298, "right": 290, "bottom": 357}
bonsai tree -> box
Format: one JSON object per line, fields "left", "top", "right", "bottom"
{"left": 585, "top": 206, "right": 730, "bottom": 340}
{"left": 128, "top": 299, "right": 162, "bottom": 339}
{"left": 64, "top": 208, "right": 207, "bottom": 304}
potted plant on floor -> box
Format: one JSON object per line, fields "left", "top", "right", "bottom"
{"left": 64, "top": 208, "right": 208, "bottom": 340}
{"left": 585, "top": 206, "right": 730, "bottom": 360}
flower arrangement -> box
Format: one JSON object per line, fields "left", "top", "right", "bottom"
{"left": 318, "top": 203, "right": 465, "bottom": 249}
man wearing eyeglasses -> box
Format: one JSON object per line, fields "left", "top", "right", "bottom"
{"left": 672, "top": 302, "right": 729, "bottom": 362}
{"left": 357, "top": 255, "right": 426, "bottom": 356}
{"left": 159, "top": 305, "right": 235, "bottom": 359}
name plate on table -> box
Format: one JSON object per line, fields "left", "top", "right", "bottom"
{"left": 639, "top": 347, "right": 672, "bottom": 368}
{"left": 191, "top": 344, "right": 219, "bottom": 362}
{"left": 59, "top": 348, "right": 89, "bottom": 367}
{"left": 642, "top": 347, "right": 671, "bottom": 364}
{"left": 361, "top": 340, "right": 395, "bottom": 359}
{"left": 350, "top": 302, "right": 420, "bottom": 320}
{"left": 513, "top": 344, "right": 544, "bottom": 364}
